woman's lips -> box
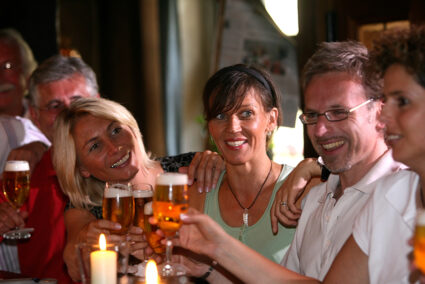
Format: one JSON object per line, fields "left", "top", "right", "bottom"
{"left": 111, "top": 151, "right": 130, "bottom": 168}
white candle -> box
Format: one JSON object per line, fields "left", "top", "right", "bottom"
{"left": 90, "top": 234, "right": 117, "bottom": 284}
{"left": 146, "top": 260, "right": 159, "bottom": 284}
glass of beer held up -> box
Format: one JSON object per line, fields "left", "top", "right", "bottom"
{"left": 103, "top": 182, "right": 134, "bottom": 235}
{"left": 153, "top": 173, "right": 188, "bottom": 277}
{"left": 132, "top": 184, "right": 165, "bottom": 256}
{"left": 2, "top": 160, "right": 32, "bottom": 239}
{"left": 414, "top": 209, "right": 425, "bottom": 273}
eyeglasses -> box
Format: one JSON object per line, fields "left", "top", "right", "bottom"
{"left": 299, "top": 99, "right": 375, "bottom": 125}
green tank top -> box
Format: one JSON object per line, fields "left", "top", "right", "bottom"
{"left": 204, "top": 164, "right": 296, "bottom": 263}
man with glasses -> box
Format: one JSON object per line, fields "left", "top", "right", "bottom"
{"left": 276, "top": 41, "right": 405, "bottom": 280}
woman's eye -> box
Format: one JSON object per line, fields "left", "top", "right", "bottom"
{"left": 112, "top": 127, "right": 122, "bottom": 135}
{"left": 397, "top": 97, "right": 409, "bottom": 107}
{"left": 240, "top": 110, "right": 253, "bottom": 118}
{"left": 215, "top": 113, "right": 225, "bottom": 120}
{"left": 89, "top": 143, "right": 99, "bottom": 152}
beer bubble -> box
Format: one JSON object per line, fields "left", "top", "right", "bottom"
{"left": 156, "top": 173, "right": 188, "bottom": 185}
{"left": 104, "top": 186, "right": 132, "bottom": 198}
{"left": 4, "top": 160, "right": 29, "bottom": 172}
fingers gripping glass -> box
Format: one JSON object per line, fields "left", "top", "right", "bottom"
{"left": 2, "top": 160, "right": 34, "bottom": 240}
{"left": 299, "top": 99, "right": 375, "bottom": 125}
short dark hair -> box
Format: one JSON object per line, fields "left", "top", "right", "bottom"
{"left": 302, "top": 41, "right": 382, "bottom": 100}
{"left": 203, "top": 64, "right": 282, "bottom": 125}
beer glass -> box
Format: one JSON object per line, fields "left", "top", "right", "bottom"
{"left": 415, "top": 209, "right": 425, "bottom": 273}
{"left": 2, "top": 160, "right": 32, "bottom": 239}
{"left": 153, "top": 173, "right": 188, "bottom": 277}
{"left": 132, "top": 184, "right": 165, "bottom": 256}
{"left": 102, "top": 182, "right": 134, "bottom": 235}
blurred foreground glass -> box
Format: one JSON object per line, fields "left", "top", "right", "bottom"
{"left": 153, "top": 173, "right": 189, "bottom": 277}
{"left": 2, "top": 160, "right": 33, "bottom": 239}
{"left": 103, "top": 182, "right": 134, "bottom": 235}
{"left": 76, "top": 234, "right": 130, "bottom": 284}
{"left": 132, "top": 184, "right": 165, "bottom": 255}
{"left": 415, "top": 209, "right": 425, "bottom": 273}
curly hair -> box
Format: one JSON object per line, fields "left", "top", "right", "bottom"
{"left": 369, "top": 26, "right": 425, "bottom": 88}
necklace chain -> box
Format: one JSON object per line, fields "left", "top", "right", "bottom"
{"left": 227, "top": 159, "right": 273, "bottom": 211}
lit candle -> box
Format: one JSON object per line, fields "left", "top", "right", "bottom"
{"left": 90, "top": 233, "right": 117, "bottom": 284}
{"left": 145, "top": 260, "right": 159, "bottom": 284}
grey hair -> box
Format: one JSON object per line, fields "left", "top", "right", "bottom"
{"left": 28, "top": 55, "right": 99, "bottom": 106}
{"left": 302, "top": 41, "right": 382, "bottom": 100}
{"left": 0, "top": 28, "right": 37, "bottom": 78}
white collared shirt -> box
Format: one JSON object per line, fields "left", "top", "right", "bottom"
{"left": 353, "top": 170, "right": 418, "bottom": 284}
{"left": 281, "top": 150, "right": 406, "bottom": 280}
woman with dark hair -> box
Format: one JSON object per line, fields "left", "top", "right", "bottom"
{"left": 186, "top": 64, "right": 296, "bottom": 281}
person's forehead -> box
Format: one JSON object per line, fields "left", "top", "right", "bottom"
{"left": 0, "top": 40, "right": 21, "bottom": 61}
{"left": 37, "top": 74, "right": 90, "bottom": 101}
{"left": 304, "top": 73, "right": 366, "bottom": 108}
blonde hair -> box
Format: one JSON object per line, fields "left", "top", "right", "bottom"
{"left": 53, "top": 98, "right": 155, "bottom": 209}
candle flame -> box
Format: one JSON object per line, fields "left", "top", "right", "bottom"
{"left": 99, "top": 233, "right": 107, "bottom": 251}
{"left": 146, "top": 260, "right": 159, "bottom": 284}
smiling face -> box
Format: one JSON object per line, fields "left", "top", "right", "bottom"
{"left": 381, "top": 64, "right": 425, "bottom": 170}
{"left": 208, "top": 89, "right": 277, "bottom": 165}
{"left": 72, "top": 114, "right": 142, "bottom": 182}
{"left": 0, "top": 39, "right": 26, "bottom": 116}
{"left": 304, "top": 71, "right": 384, "bottom": 173}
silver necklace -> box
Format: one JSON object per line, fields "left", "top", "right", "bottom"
{"left": 227, "top": 159, "right": 273, "bottom": 227}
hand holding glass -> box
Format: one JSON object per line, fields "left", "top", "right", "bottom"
{"left": 153, "top": 173, "right": 189, "bottom": 277}
{"left": 2, "top": 160, "right": 33, "bottom": 239}
{"left": 103, "top": 182, "right": 134, "bottom": 235}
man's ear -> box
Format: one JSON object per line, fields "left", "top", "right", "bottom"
{"left": 29, "top": 105, "right": 40, "bottom": 128}
{"left": 79, "top": 166, "right": 91, "bottom": 178}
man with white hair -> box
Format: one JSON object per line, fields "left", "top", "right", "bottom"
{"left": 0, "top": 28, "right": 37, "bottom": 117}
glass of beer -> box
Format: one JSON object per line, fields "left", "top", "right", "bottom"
{"left": 102, "top": 182, "right": 134, "bottom": 235}
{"left": 415, "top": 209, "right": 425, "bottom": 273}
{"left": 2, "top": 160, "right": 32, "bottom": 239}
{"left": 132, "top": 184, "right": 165, "bottom": 257}
{"left": 153, "top": 173, "right": 188, "bottom": 277}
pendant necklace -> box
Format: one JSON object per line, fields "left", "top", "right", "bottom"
{"left": 227, "top": 159, "right": 273, "bottom": 228}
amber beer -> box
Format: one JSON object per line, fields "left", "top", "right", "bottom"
{"left": 2, "top": 161, "right": 30, "bottom": 208}
{"left": 133, "top": 189, "right": 165, "bottom": 254}
{"left": 415, "top": 210, "right": 425, "bottom": 273}
{"left": 102, "top": 184, "right": 134, "bottom": 235}
{"left": 153, "top": 173, "right": 188, "bottom": 237}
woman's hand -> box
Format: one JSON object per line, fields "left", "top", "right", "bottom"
{"left": 270, "top": 158, "right": 322, "bottom": 233}
{"left": 179, "top": 151, "right": 225, "bottom": 193}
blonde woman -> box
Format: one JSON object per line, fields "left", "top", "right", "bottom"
{"left": 52, "top": 97, "right": 223, "bottom": 281}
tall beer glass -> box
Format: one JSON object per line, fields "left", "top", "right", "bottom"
{"left": 153, "top": 173, "right": 188, "bottom": 277}
{"left": 103, "top": 182, "right": 134, "bottom": 235}
{"left": 415, "top": 209, "right": 425, "bottom": 273}
{"left": 132, "top": 184, "right": 164, "bottom": 256}
{"left": 2, "top": 160, "right": 32, "bottom": 239}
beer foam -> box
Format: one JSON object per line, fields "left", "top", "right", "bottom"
{"left": 417, "top": 210, "right": 425, "bottom": 226}
{"left": 133, "top": 190, "right": 153, "bottom": 198}
{"left": 144, "top": 201, "right": 153, "bottom": 215}
{"left": 4, "top": 160, "right": 29, "bottom": 172}
{"left": 104, "top": 186, "right": 132, "bottom": 198}
{"left": 156, "top": 173, "right": 188, "bottom": 185}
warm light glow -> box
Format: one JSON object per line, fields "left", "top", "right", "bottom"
{"left": 146, "top": 260, "right": 159, "bottom": 284}
{"left": 99, "top": 233, "right": 107, "bottom": 250}
{"left": 263, "top": 0, "right": 299, "bottom": 36}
